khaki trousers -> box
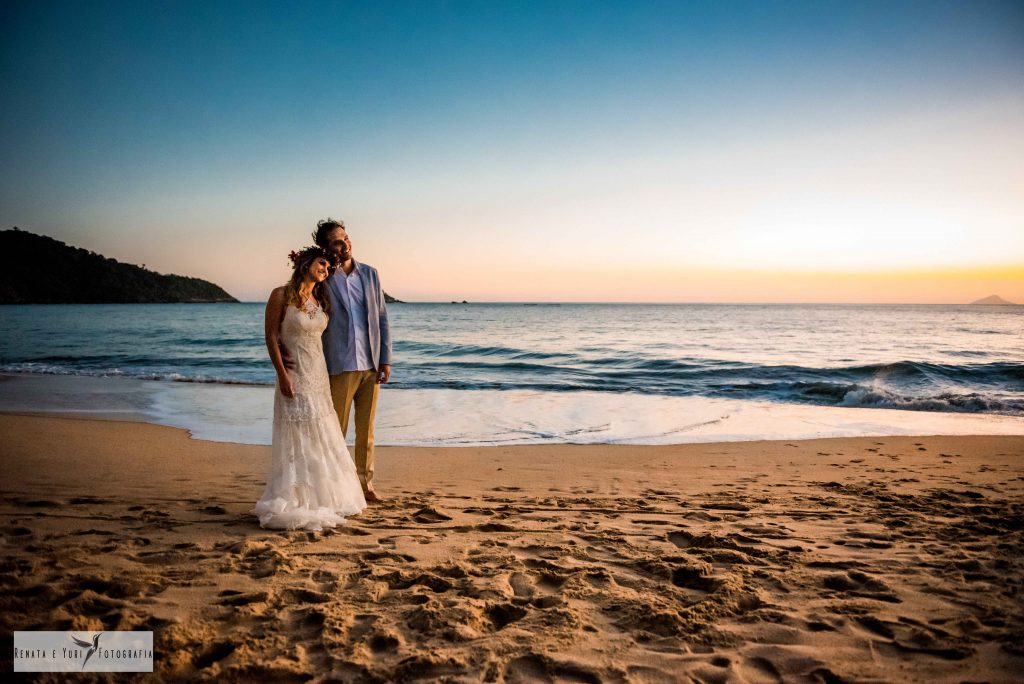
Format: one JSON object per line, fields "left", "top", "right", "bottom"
{"left": 329, "top": 370, "right": 379, "bottom": 494}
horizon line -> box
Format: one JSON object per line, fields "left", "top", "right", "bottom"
{"left": 233, "top": 299, "right": 1022, "bottom": 306}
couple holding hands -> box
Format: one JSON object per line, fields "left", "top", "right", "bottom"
{"left": 252, "top": 218, "right": 392, "bottom": 531}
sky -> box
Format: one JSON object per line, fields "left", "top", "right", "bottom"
{"left": 1, "top": 0, "right": 1022, "bottom": 303}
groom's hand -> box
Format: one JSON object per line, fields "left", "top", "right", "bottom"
{"left": 377, "top": 364, "right": 391, "bottom": 384}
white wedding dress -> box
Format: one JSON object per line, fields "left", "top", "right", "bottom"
{"left": 253, "top": 298, "right": 366, "bottom": 530}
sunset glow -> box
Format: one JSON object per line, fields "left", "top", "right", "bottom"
{"left": 1, "top": 1, "right": 1021, "bottom": 303}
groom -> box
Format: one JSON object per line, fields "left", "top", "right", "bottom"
{"left": 314, "top": 218, "right": 392, "bottom": 503}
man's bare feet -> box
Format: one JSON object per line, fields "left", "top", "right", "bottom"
{"left": 364, "top": 490, "right": 382, "bottom": 504}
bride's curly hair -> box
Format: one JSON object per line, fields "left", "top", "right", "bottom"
{"left": 284, "top": 246, "right": 335, "bottom": 315}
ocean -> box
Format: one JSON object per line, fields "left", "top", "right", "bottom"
{"left": 1, "top": 303, "right": 1022, "bottom": 445}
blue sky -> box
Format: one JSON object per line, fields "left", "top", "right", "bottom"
{"left": 2, "top": 1, "right": 1022, "bottom": 301}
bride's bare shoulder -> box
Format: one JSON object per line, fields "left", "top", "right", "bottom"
{"left": 266, "top": 287, "right": 289, "bottom": 310}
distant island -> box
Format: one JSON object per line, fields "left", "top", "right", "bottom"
{"left": 0, "top": 228, "right": 238, "bottom": 304}
{"left": 970, "top": 295, "right": 1017, "bottom": 306}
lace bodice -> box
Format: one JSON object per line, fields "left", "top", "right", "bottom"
{"left": 280, "top": 300, "right": 330, "bottom": 394}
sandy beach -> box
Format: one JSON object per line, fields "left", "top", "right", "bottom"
{"left": 2, "top": 412, "right": 1022, "bottom": 682}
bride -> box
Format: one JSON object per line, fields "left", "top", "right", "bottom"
{"left": 252, "top": 245, "right": 367, "bottom": 530}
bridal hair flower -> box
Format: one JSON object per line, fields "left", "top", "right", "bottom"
{"left": 287, "top": 245, "right": 338, "bottom": 271}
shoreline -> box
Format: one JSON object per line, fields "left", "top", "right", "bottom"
{"left": 2, "top": 407, "right": 1022, "bottom": 449}
{"left": 2, "top": 372, "right": 1022, "bottom": 448}
{"left": 2, "top": 413, "right": 1023, "bottom": 680}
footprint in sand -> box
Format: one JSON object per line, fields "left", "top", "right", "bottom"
{"left": 192, "top": 641, "right": 237, "bottom": 669}
{"left": 344, "top": 613, "right": 379, "bottom": 642}
{"left": 840, "top": 528, "right": 895, "bottom": 549}
{"left": 359, "top": 549, "right": 418, "bottom": 565}
{"left": 504, "top": 653, "right": 601, "bottom": 684}
{"left": 487, "top": 603, "right": 527, "bottom": 629}
{"left": 822, "top": 570, "right": 900, "bottom": 602}
{"left": 513, "top": 544, "right": 563, "bottom": 561}
{"left": 411, "top": 506, "right": 452, "bottom": 524}
{"left": 855, "top": 615, "right": 976, "bottom": 660}
{"left": 217, "top": 590, "right": 269, "bottom": 606}
{"left": 521, "top": 565, "right": 570, "bottom": 593}
{"left": 285, "top": 605, "right": 327, "bottom": 633}
{"left": 280, "top": 586, "right": 331, "bottom": 604}
{"left": 392, "top": 655, "right": 468, "bottom": 681}
{"left": 311, "top": 568, "right": 341, "bottom": 592}
{"left": 471, "top": 522, "right": 517, "bottom": 533}
{"left": 367, "top": 631, "right": 401, "bottom": 653}
{"left": 805, "top": 618, "right": 839, "bottom": 632}
{"left": 373, "top": 568, "right": 453, "bottom": 593}
{"left": 507, "top": 572, "right": 537, "bottom": 600}
{"left": 218, "top": 540, "right": 293, "bottom": 579}
{"left": 668, "top": 563, "right": 719, "bottom": 592}
{"left": 738, "top": 656, "right": 784, "bottom": 683}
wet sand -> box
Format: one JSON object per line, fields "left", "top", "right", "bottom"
{"left": 1, "top": 413, "right": 1022, "bottom": 682}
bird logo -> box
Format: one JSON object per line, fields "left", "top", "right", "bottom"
{"left": 70, "top": 632, "right": 102, "bottom": 670}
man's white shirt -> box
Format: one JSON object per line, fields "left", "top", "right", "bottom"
{"left": 332, "top": 262, "right": 374, "bottom": 371}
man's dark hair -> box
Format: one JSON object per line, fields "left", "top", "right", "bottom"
{"left": 313, "top": 218, "right": 346, "bottom": 248}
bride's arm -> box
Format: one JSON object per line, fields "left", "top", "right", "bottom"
{"left": 264, "top": 287, "right": 294, "bottom": 397}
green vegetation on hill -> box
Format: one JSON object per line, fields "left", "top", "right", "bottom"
{"left": 0, "top": 228, "right": 239, "bottom": 303}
